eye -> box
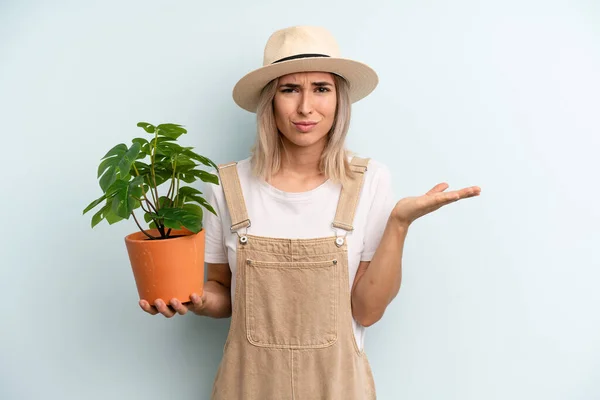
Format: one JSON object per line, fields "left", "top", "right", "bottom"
{"left": 316, "top": 86, "right": 331, "bottom": 93}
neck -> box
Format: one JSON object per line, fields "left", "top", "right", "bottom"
{"left": 278, "top": 137, "right": 326, "bottom": 177}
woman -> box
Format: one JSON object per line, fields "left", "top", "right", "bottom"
{"left": 140, "top": 25, "right": 480, "bottom": 399}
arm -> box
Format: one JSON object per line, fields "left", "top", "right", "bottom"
{"left": 351, "top": 218, "right": 408, "bottom": 327}
{"left": 197, "top": 263, "right": 233, "bottom": 318}
{"left": 351, "top": 182, "right": 481, "bottom": 327}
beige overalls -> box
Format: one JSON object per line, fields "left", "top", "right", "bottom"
{"left": 210, "top": 157, "right": 376, "bottom": 400}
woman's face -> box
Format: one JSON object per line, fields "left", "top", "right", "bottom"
{"left": 273, "top": 71, "right": 337, "bottom": 150}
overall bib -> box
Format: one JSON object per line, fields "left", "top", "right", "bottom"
{"left": 210, "top": 157, "right": 376, "bottom": 400}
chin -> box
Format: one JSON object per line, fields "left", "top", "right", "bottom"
{"left": 286, "top": 133, "right": 327, "bottom": 148}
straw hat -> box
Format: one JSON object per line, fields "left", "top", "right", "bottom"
{"left": 232, "top": 26, "right": 379, "bottom": 113}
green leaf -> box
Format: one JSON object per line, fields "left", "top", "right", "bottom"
{"left": 163, "top": 217, "right": 184, "bottom": 230}
{"left": 144, "top": 211, "right": 156, "bottom": 224}
{"left": 196, "top": 196, "right": 217, "bottom": 216}
{"left": 111, "top": 176, "right": 144, "bottom": 218}
{"left": 132, "top": 138, "right": 150, "bottom": 157}
{"left": 176, "top": 187, "right": 217, "bottom": 216}
{"left": 99, "top": 168, "right": 118, "bottom": 192}
{"left": 97, "top": 157, "right": 114, "bottom": 179}
{"left": 157, "top": 123, "right": 186, "bottom": 132}
{"left": 98, "top": 144, "right": 127, "bottom": 189}
{"left": 156, "top": 123, "right": 187, "bottom": 140}
{"left": 91, "top": 203, "right": 110, "bottom": 228}
{"left": 172, "top": 158, "right": 197, "bottom": 174}
{"left": 83, "top": 193, "right": 107, "bottom": 215}
{"left": 102, "top": 143, "right": 128, "bottom": 160}
{"left": 105, "top": 207, "right": 125, "bottom": 224}
{"left": 89, "top": 201, "right": 124, "bottom": 227}
{"left": 155, "top": 141, "right": 184, "bottom": 158}
{"left": 151, "top": 168, "right": 172, "bottom": 187}
{"left": 132, "top": 137, "right": 148, "bottom": 145}
{"left": 97, "top": 143, "right": 141, "bottom": 192}
{"left": 190, "top": 170, "right": 219, "bottom": 185}
{"left": 178, "top": 186, "right": 203, "bottom": 197}
{"left": 133, "top": 161, "right": 151, "bottom": 176}
{"left": 182, "top": 149, "right": 218, "bottom": 169}
{"left": 182, "top": 203, "right": 203, "bottom": 219}
{"left": 178, "top": 174, "right": 196, "bottom": 184}
{"left": 137, "top": 122, "right": 156, "bottom": 133}
{"left": 157, "top": 196, "right": 171, "bottom": 209}
{"left": 157, "top": 207, "right": 202, "bottom": 233}
{"left": 117, "top": 142, "right": 141, "bottom": 177}
{"left": 150, "top": 136, "right": 178, "bottom": 146}
{"left": 180, "top": 219, "right": 202, "bottom": 233}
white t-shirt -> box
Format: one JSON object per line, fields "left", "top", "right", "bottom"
{"left": 202, "top": 155, "right": 396, "bottom": 350}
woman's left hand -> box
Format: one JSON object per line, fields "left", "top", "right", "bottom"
{"left": 391, "top": 183, "right": 481, "bottom": 228}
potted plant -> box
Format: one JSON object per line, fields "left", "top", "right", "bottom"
{"left": 83, "top": 121, "right": 219, "bottom": 305}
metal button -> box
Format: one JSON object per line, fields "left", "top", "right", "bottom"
{"left": 335, "top": 237, "right": 344, "bottom": 247}
{"left": 333, "top": 260, "right": 338, "bottom": 265}
{"left": 239, "top": 235, "right": 248, "bottom": 245}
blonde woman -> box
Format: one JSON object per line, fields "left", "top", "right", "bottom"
{"left": 140, "top": 25, "right": 481, "bottom": 399}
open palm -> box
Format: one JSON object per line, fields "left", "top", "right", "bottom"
{"left": 392, "top": 183, "right": 481, "bottom": 227}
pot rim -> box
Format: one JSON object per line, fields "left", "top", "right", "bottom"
{"left": 124, "top": 227, "right": 204, "bottom": 243}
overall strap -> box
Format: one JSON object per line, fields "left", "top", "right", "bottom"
{"left": 332, "top": 156, "right": 370, "bottom": 231}
{"left": 217, "top": 162, "right": 251, "bottom": 233}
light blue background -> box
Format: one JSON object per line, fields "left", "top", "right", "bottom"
{"left": 1, "top": 1, "right": 599, "bottom": 399}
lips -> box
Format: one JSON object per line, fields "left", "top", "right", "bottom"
{"left": 293, "top": 121, "right": 317, "bottom": 132}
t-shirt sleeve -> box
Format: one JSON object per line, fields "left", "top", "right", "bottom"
{"left": 361, "top": 164, "right": 396, "bottom": 261}
{"left": 202, "top": 177, "right": 229, "bottom": 264}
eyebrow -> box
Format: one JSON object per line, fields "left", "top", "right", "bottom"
{"left": 279, "top": 81, "right": 333, "bottom": 88}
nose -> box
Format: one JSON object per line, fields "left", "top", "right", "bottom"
{"left": 297, "top": 92, "right": 313, "bottom": 115}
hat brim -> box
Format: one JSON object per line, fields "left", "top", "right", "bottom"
{"left": 232, "top": 57, "right": 378, "bottom": 113}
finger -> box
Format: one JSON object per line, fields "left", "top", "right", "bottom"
{"left": 139, "top": 300, "right": 158, "bottom": 315}
{"left": 169, "top": 298, "right": 188, "bottom": 315}
{"left": 426, "top": 182, "right": 449, "bottom": 195}
{"left": 154, "top": 299, "right": 176, "bottom": 318}
{"left": 434, "top": 186, "right": 480, "bottom": 206}
{"left": 419, "top": 192, "right": 460, "bottom": 213}
{"left": 190, "top": 292, "right": 204, "bottom": 307}
{"left": 446, "top": 186, "right": 481, "bottom": 201}
{"left": 460, "top": 186, "right": 481, "bottom": 198}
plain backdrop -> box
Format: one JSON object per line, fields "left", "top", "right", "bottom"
{"left": 1, "top": 0, "right": 599, "bottom": 399}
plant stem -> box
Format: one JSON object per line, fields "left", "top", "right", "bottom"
{"left": 132, "top": 163, "right": 157, "bottom": 216}
{"left": 132, "top": 211, "right": 157, "bottom": 240}
{"left": 144, "top": 195, "right": 158, "bottom": 213}
{"left": 132, "top": 196, "right": 160, "bottom": 230}
{"left": 145, "top": 175, "right": 157, "bottom": 209}
{"left": 151, "top": 129, "right": 160, "bottom": 210}
{"left": 166, "top": 179, "right": 174, "bottom": 204}
{"left": 168, "top": 158, "right": 178, "bottom": 207}
{"left": 176, "top": 173, "right": 181, "bottom": 207}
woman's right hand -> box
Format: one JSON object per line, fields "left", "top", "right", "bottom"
{"left": 139, "top": 291, "right": 209, "bottom": 318}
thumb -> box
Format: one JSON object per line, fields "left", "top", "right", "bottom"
{"left": 190, "top": 292, "right": 205, "bottom": 308}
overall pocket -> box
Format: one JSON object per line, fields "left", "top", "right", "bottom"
{"left": 245, "top": 258, "right": 339, "bottom": 349}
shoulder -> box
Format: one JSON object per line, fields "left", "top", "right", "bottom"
{"left": 354, "top": 156, "right": 392, "bottom": 186}
{"left": 216, "top": 156, "right": 252, "bottom": 175}
{"left": 350, "top": 156, "right": 394, "bottom": 206}
{"left": 363, "top": 157, "right": 390, "bottom": 176}
{"left": 206, "top": 156, "right": 253, "bottom": 196}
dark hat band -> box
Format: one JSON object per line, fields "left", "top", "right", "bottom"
{"left": 272, "top": 53, "right": 330, "bottom": 64}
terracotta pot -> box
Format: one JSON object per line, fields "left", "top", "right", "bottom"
{"left": 124, "top": 227, "right": 204, "bottom": 305}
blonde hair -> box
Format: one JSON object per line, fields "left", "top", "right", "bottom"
{"left": 250, "top": 74, "right": 357, "bottom": 186}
